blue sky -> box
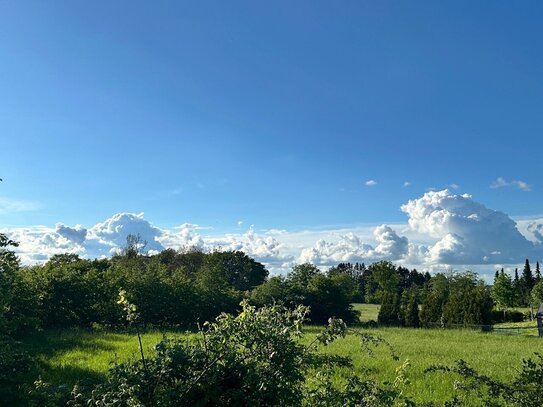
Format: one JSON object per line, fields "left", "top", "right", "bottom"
{"left": 1, "top": 2, "right": 543, "bottom": 276}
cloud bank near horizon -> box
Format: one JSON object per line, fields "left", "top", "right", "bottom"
{"left": 3, "top": 190, "right": 543, "bottom": 276}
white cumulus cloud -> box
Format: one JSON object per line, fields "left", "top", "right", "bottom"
{"left": 4, "top": 190, "right": 543, "bottom": 278}
{"left": 401, "top": 189, "right": 541, "bottom": 264}
{"left": 298, "top": 226, "right": 412, "bottom": 266}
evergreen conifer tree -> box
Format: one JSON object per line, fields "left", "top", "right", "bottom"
{"left": 377, "top": 291, "right": 400, "bottom": 326}
{"left": 512, "top": 268, "right": 522, "bottom": 306}
{"left": 403, "top": 292, "right": 420, "bottom": 327}
{"left": 522, "top": 259, "right": 535, "bottom": 290}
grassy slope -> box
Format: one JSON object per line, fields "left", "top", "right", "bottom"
{"left": 26, "top": 323, "right": 542, "bottom": 405}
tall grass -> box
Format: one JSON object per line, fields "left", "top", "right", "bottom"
{"left": 26, "top": 323, "right": 542, "bottom": 405}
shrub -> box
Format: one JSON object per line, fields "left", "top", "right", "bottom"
{"left": 491, "top": 309, "right": 525, "bottom": 324}
{"left": 0, "top": 338, "right": 34, "bottom": 405}
{"left": 84, "top": 301, "right": 331, "bottom": 406}
{"left": 34, "top": 300, "right": 413, "bottom": 406}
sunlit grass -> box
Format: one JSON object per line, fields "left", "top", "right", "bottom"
{"left": 352, "top": 302, "right": 379, "bottom": 322}
{"left": 26, "top": 324, "right": 543, "bottom": 405}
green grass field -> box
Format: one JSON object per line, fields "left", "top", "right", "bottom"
{"left": 25, "top": 320, "right": 543, "bottom": 405}
{"left": 352, "top": 302, "right": 380, "bottom": 322}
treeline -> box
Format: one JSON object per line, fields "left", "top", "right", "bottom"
{"left": 492, "top": 259, "right": 543, "bottom": 315}
{"left": 1, "top": 237, "right": 365, "bottom": 335}
{"left": 331, "top": 259, "right": 543, "bottom": 327}
{"left": 5, "top": 236, "right": 542, "bottom": 335}
{"left": 4, "top": 234, "right": 542, "bottom": 336}
{"left": 330, "top": 261, "right": 496, "bottom": 327}
{"left": 327, "top": 261, "right": 431, "bottom": 303}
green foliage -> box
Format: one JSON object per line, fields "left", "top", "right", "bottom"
{"left": 289, "top": 263, "right": 320, "bottom": 288}
{"left": 522, "top": 259, "right": 535, "bottom": 291}
{"left": 378, "top": 291, "right": 401, "bottom": 326}
{"left": 202, "top": 250, "right": 268, "bottom": 291}
{"left": 531, "top": 279, "right": 543, "bottom": 306}
{"left": 249, "top": 265, "right": 360, "bottom": 324}
{"left": 420, "top": 293, "right": 443, "bottom": 327}
{"left": 305, "top": 274, "right": 359, "bottom": 324}
{"left": 490, "top": 309, "right": 524, "bottom": 324}
{"left": 491, "top": 270, "right": 514, "bottom": 312}
{"left": 25, "top": 259, "right": 97, "bottom": 328}
{"left": 442, "top": 272, "right": 493, "bottom": 326}
{"left": 22, "top": 248, "right": 267, "bottom": 329}
{"left": 0, "top": 338, "right": 34, "bottom": 405}
{"left": 426, "top": 353, "right": 543, "bottom": 406}
{"left": 419, "top": 272, "right": 494, "bottom": 327}
{"left": 368, "top": 261, "right": 400, "bottom": 303}
{"left": 248, "top": 276, "right": 289, "bottom": 307}
{"left": 0, "top": 233, "right": 37, "bottom": 404}
{"left": 31, "top": 300, "right": 416, "bottom": 406}
{"left": 303, "top": 359, "right": 415, "bottom": 407}
{"left": 402, "top": 291, "right": 420, "bottom": 328}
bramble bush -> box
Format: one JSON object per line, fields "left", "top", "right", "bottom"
{"left": 31, "top": 299, "right": 414, "bottom": 406}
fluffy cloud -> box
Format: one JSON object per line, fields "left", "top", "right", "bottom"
{"left": 527, "top": 221, "right": 543, "bottom": 243}
{"left": 157, "top": 223, "right": 204, "bottom": 251}
{"left": 2, "top": 213, "right": 168, "bottom": 263}
{"left": 55, "top": 223, "right": 87, "bottom": 244}
{"left": 87, "top": 212, "right": 165, "bottom": 254}
{"left": 299, "top": 189, "right": 543, "bottom": 268}
{"left": 208, "top": 227, "right": 295, "bottom": 272}
{"left": 365, "top": 179, "right": 377, "bottom": 186}
{"left": 372, "top": 225, "right": 408, "bottom": 259}
{"left": 298, "top": 226, "right": 411, "bottom": 266}
{"left": 401, "top": 189, "right": 541, "bottom": 264}
{"left": 4, "top": 190, "right": 543, "bottom": 275}
{"left": 2, "top": 214, "right": 293, "bottom": 273}
{"left": 3, "top": 226, "right": 85, "bottom": 264}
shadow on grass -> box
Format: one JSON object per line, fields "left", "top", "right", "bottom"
{"left": 23, "top": 329, "right": 130, "bottom": 386}
{"left": 25, "top": 329, "right": 124, "bottom": 356}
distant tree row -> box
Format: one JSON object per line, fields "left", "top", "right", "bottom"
{"left": 250, "top": 263, "right": 359, "bottom": 323}
{"left": 347, "top": 262, "right": 495, "bottom": 328}
{"left": 492, "top": 259, "right": 543, "bottom": 317}
{"left": 327, "top": 261, "right": 431, "bottom": 303}
{"left": 6, "top": 231, "right": 542, "bottom": 334}
{"left": 0, "top": 234, "right": 365, "bottom": 334}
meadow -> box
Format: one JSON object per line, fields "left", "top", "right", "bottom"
{"left": 25, "top": 304, "right": 543, "bottom": 406}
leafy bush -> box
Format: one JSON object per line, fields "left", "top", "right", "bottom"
{"left": 88, "top": 301, "right": 317, "bottom": 406}
{"left": 0, "top": 338, "right": 34, "bottom": 405}
{"left": 0, "top": 233, "right": 38, "bottom": 405}
{"left": 31, "top": 300, "right": 414, "bottom": 406}
{"left": 249, "top": 265, "right": 360, "bottom": 325}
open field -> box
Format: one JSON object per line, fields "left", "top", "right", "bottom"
{"left": 26, "top": 323, "right": 543, "bottom": 405}
{"left": 352, "top": 302, "right": 380, "bottom": 322}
